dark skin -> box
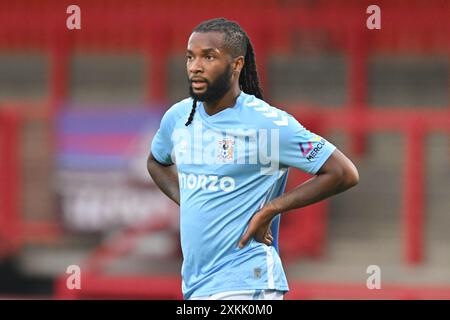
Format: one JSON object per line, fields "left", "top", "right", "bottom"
{"left": 147, "top": 154, "right": 179, "bottom": 205}
{"left": 187, "top": 32, "right": 243, "bottom": 115}
{"left": 147, "top": 31, "right": 359, "bottom": 249}
{"left": 238, "top": 148, "right": 358, "bottom": 248}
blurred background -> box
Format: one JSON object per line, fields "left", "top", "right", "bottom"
{"left": 0, "top": 0, "right": 449, "bottom": 299}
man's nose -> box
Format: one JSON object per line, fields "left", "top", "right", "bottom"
{"left": 189, "top": 58, "right": 203, "bottom": 74}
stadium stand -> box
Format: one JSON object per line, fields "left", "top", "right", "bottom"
{"left": 0, "top": 0, "right": 449, "bottom": 299}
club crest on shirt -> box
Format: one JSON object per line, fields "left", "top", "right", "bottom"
{"left": 217, "top": 138, "right": 235, "bottom": 162}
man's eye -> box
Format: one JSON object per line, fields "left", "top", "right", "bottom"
{"left": 206, "top": 55, "right": 214, "bottom": 61}
{"left": 186, "top": 55, "right": 193, "bottom": 61}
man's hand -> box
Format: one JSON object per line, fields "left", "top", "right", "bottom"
{"left": 240, "top": 149, "right": 359, "bottom": 250}
{"left": 238, "top": 209, "right": 275, "bottom": 249}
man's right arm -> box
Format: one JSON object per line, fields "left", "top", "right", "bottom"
{"left": 147, "top": 152, "right": 180, "bottom": 206}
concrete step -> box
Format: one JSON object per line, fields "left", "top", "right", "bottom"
{"left": 18, "top": 231, "right": 179, "bottom": 277}
{"left": 286, "top": 238, "right": 450, "bottom": 285}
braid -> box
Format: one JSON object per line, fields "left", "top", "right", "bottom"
{"left": 185, "top": 98, "right": 197, "bottom": 126}
{"left": 240, "top": 38, "right": 264, "bottom": 100}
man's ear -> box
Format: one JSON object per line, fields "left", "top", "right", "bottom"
{"left": 233, "top": 56, "right": 245, "bottom": 73}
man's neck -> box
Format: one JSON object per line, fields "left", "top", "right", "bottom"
{"left": 203, "top": 87, "right": 241, "bottom": 116}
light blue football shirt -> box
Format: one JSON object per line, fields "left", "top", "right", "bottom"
{"left": 151, "top": 92, "right": 336, "bottom": 299}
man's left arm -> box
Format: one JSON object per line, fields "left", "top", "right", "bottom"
{"left": 238, "top": 148, "right": 358, "bottom": 248}
{"left": 269, "top": 148, "right": 358, "bottom": 213}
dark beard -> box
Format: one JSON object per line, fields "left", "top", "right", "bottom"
{"left": 189, "top": 65, "right": 232, "bottom": 103}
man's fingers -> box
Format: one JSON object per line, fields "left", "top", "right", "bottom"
{"left": 239, "top": 215, "right": 273, "bottom": 248}
{"left": 238, "top": 230, "right": 252, "bottom": 249}
{"left": 240, "top": 233, "right": 272, "bottom": 248}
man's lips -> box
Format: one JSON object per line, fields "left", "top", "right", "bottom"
{"left": 191, "top": 80, "right": 207, "bottom": 90}
{"left": 190, "top": 77, "right": 207, "bottom": 82}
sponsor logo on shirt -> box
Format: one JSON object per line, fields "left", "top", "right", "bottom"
{"left": 178, "top": 173, "right": 236, "bottom": 192}
{"left": 299, "top": 142, "right": 313, "bottom": 156}
{"left": 300, "top": 136, "right": 326, "bottom": 162}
